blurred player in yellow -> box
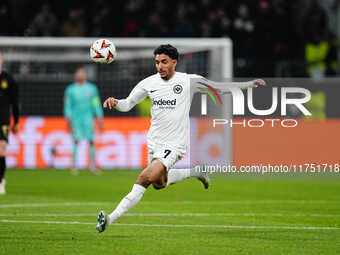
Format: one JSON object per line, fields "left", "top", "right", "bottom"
{"left": 64, "top": 67, "right": 103, "bottom": 174}
{"left": 0, "top": 55, "right": 19, "bottom": 195}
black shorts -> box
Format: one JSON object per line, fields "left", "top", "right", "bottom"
{"left": 0, "top": 124, "right": 10, "bottom": 142}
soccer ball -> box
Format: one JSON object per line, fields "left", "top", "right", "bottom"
{"left": 90, "top": 39, "right": 117, "bottom": 64}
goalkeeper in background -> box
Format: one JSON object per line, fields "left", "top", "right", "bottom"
{"left": 64, "top": 67, "right": 103, "bottom": 174}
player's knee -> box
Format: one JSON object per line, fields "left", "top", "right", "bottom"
{"left": 136, "top": 173, "right": 152, "bottom": 187}
{"left": 151, "top": 175, "right": 167, "bottom": 190}
{"left": 152, "top": 181, "right": 166, "bottom": 190}
{"left": 136, "top": 172, "right": 165, "bottom": 189}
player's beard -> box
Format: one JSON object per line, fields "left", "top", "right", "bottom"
{"left": 160, "top": 69, "right": 175, "bottom": 80}
{"left": 159, "top": 70, "right": 167, "bottom": 80}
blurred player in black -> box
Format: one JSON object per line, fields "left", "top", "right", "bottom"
{"left": 0, "top": 55, "right": 19, "bottom": 195}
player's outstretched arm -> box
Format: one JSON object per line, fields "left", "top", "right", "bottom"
{"left": 193, "top": 77, "right": 266, "bottom": 95}
{"left": 213, "top": 78, "right": 266, "bottom": 91}
{"left": 103, "top": 84, "right": 147, "bottom": 112}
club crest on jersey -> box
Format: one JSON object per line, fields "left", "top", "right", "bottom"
{"left": 1, "top": 80, "right": 8, "bottom": 89}
{"left": 87, "top": 91, "right": 92, "bottom": 98}
{"left": 173, "top": 84, "right": 183, "bottom": 94}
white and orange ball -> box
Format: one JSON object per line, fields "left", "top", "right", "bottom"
{"left": 90, "top": 39, "right": 117, "bottom": 64}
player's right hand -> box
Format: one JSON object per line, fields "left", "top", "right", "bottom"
{"left": 103, "top": 97, "right": 118, "bottom": 109}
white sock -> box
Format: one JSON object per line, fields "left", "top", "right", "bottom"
{"left": 108, "top": 184, "right": 146, "bottom": 225}
{"left": 166, "top": 168, "right": 202, "bottom": 186}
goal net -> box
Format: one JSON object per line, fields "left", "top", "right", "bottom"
{"left": 0, "top": 37, "right": 232, "bottom": 169}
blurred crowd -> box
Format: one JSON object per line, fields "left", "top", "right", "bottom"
{"left": 0, "top": 0, "right": 339, "bottom": 76}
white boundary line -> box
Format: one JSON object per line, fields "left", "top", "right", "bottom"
{"left": 0, "top": 219, "right": 339, "bottom": 231}
{"left": 0, "top": 37, "right": 232, "bottom": 48}
{"left": 0, "top": 202, "right": 104, "bottom": 208}
{"left": 1, "top": 200, "right": 339, "bottom": 208}
{"left": 0, "top": 213, "right": 340, "bottom": 218}
{"left": 141, "top": 200, "right": 340, "bottom": 204}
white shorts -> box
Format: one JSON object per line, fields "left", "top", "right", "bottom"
{"left": 148, "top": 145, "right": 184, "bottom": 171}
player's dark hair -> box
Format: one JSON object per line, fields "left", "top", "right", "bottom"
{"left": 154, "top": 44, "right": 179, "bottom": 60}
{"left": 74, "top": 66, "right": 85, "bottom": 72}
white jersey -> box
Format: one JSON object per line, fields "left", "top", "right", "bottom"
{"left": 115, "top": 72, "right": 253, "bottom": 154}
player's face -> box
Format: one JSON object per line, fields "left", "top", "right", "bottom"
{"left": 74, "top": 68, "right": 87, "bottom": 84}
{"left": 155, "top": 54, "right": 177, "bottom": 80}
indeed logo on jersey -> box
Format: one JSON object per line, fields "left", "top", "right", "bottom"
{"left": 152, "top": 98, "right": 177, "bottom": 106}
{"left": 152, "top": 99, "right": 177, "bottom": 110}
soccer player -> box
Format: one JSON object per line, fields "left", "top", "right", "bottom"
{"left": 64, "top": 67, "right": 104, "bottom": 174}
{"left": 96, "top": 44, "right": 265, "bottom": 232}
{"left": 0, "top": 55, "right": 19, "bottom": 195}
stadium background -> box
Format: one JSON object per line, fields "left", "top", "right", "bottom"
{"left": 1, "top": 1, "right": 340, "bottom": 255}
{"left": 0, "top": 0, "right": 340, "bottom": 169}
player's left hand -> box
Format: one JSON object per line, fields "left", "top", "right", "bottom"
{"left": 251, "top": 79, "right": 266, "bottom": 88}
{"left": 11, "top": 123, "right": 18, "bottom": 134}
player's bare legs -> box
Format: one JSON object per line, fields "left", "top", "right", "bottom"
{"left": 106, "top": 160, "right": 165, "bottom": 223}
{"left": 0, "top": 140, "right": 7, "bottom": 195}
{"left": 136, "top": 159, "right": 167, "bottom": 189}
{"left": 71, "top": 140, "right": 79, "bottom": 175}
{"left": 96, "top": 160, "right": 165, "bottom": 232}
{"left": 96, "top": 159, "right": 210, "bottom": 232}
{"left": 89, "top": 140, "right": 100, "bottom": 175}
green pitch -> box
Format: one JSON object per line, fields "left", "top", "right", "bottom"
{"left": 0, "top": 169, "right": 340, "bottom": 255}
